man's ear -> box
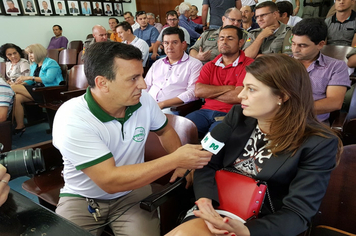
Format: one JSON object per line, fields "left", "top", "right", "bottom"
{"left": 317, "top": 40, "right": 326, "bottom": 50}
{"left": 222, "top": 15, "right": 226, "bottom": 24}
{"left": 238, "top": 38, "right": 245, "bottom": 49}
{"left": 95, "top": 75, "right": 109, "bottom": 93}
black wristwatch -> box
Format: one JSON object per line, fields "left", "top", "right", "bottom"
{"left": 32, "top": 76, "right": 35, "bottom": 82}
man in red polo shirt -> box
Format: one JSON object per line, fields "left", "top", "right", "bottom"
{"left": 186, "top": 25, "right": 253, "bottom": 138}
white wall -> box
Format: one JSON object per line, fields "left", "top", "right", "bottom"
{"left": 0, "top": 0, "right": 137, "bottom": 54}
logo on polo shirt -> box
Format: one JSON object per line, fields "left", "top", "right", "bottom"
{"left": 133, "top": 127, "right": 145, "bottom": 142}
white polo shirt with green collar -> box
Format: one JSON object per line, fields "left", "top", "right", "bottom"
{"left": 53, "top": 88, "right": 167, "bottom": 200}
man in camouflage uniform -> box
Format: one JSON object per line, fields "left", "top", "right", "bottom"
{"left": 243, "top": 1, "right": 292, "bottom": 59}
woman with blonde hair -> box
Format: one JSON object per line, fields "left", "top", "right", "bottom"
{"left": 12, "top": 44, "right": 63, "bottom": 135}
{"left": 167, "top": 54, "right": 342, "bottom": 236}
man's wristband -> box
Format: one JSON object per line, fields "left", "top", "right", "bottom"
{"left": 32, "top": 76, "right": 35, "bottom": 82}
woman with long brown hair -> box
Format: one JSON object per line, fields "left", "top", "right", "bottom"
{"left": 167, "top": 54, "right": 341, "bottom": 236}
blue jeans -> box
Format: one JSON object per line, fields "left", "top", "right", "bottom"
{"left": 186, "top": 109, "right": 227, "bottom": 138}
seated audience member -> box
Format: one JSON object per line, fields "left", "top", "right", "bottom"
{"left": 147, "top": 12, "right": 163, "bottom": 33}
{"left": 93, "top": 2, "right": 102, "bottom": 15}
{"left": 240, "top": 5, "right": 259, "bottom": 32}
{"left": 190, "top": 5, "right": 203, "bottom": 25}
{"left": 0, "top": 78, "right": 14, "bottom": 122}
{"left": 243, "top": 1, "right": 292, "bottom": 59}
{"left": 0, "top": 43, "right": 30, "bottom": 83}
{"left": 276, "top": 1, "right": 302, "bottom": 27}
{"left": 325, "top": 0, "right": 356, "bottom": 46}
{"left": 81, "top": 1, "right": 91, "bottom": 14}
{"left": 83, "top": 25, "right": 109, "bottom": 55}
{"left": 145, "top": 27, "right": 203, "bottom": 113}
{"left": 175, "top": 5, "right": 181, "bottom": 17}
{"left": 53, "top": 41, "right": 212, "bottom": 235}
{"left": 151, "top": 10, "right": 191, "bottom": 60}
{"left": 116, "top": 22, "right": 149, "bottom": 66}
{"left": 55, "top": 1, "right": 66, "bottom": 14}
{"left": 190, "top": 7, "right": 246, "bottom": 63}
{"left": 47, "top": 25, "right": 68, "bottom": 50}
{"left": 134, "top": 11, "right": 160, "bottom": 52}
{"left": 179, "top": 2, "right": 203, "bottom": 44}
{"left": 7, "top": 0, "right": 19, "bottom": 12}
{"left": 11, "top": 44, "right": 63, "bottom": 135}
{"left": 124, "top": 11, "right": 140, "bottom": 32}
{"left": 166, "top": 54, "right": 341, "bottom": 236}
{"left": 108, "top": 17, "right": 122, "bottom": 42}
{"left": 25, "top": 0, "right": 35, "bottom": 12}
{"left": 0, "top": 164, "right": 10, "bottom": 207}
{"left": 186, "top": 25, "right": 254, "bottom": 138}
{"left": 292, "top": 18, "right": 350, "bottom": 122}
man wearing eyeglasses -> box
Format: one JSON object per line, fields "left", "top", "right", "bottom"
{"left": 189, "top": 7, "right": 246, "bottom": 63}
{"left": 243, "top": 1, "right": 292, "bottom": 59}
{"left": 151, "top": 10, "right": 191, "bottom": 60}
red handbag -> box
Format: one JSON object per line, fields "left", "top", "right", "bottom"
{"left": 215, "top": 168, "right": 267, "bottom": 222}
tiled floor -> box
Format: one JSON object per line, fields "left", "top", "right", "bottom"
{"left": 8, "top": 122, "right": 53, "bottom": 204}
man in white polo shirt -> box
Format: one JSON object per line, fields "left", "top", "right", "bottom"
{"left": 53, "top": 42, "right": 212, "bottom": 236}
{"left": 116, "top": 21, "right": 149, "bottom": 66}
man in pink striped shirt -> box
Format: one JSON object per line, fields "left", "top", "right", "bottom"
{"left": 145, "top": 27, "right": 203, "bottom": 113}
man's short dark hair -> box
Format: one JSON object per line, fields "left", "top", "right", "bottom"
{"left": 221, "top": 25, "right": 243, "bottom": 40}
{"left": 255, "top": 1, "right": 278, "bottom": 12}
{"left": 192, "top": 5, "right": 198, "bottom": 11}
{"left": 123, "top": 11, "right": 133, "bottom": 16}
{"left": 166, "top": 10, "right": 178, "bottom": 18}
{"left": 53, "top": 24, "right": 62, "bottom": 30}
{"left": 57, "top": 1, "right": 62, "bottom": 5}
{"left": 162, "top": 27, "right": 184, "bottom": 42}
{"left": 292, "top": 18, "right": 327, "bottom": 45}
{"left": 84, "top": 42, "right": 142, "bottom": 88}
{"left": 109, "top": 17, "right": 119, "bottom": 24}
{"left": 135, "top": 10, "right": 146, "bottom": 18}
{"left": 116, "top": 21, "right": 133, "bottom": 33}
{"left": 276, "top": 1, "right": 293, "bottom": 17}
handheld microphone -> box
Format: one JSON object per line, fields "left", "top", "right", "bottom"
{"left": 201, "top": 122, "right": 232, "bottom": 155}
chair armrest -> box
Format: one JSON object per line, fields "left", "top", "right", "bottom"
{"left": 140, "top": 176, "right": 186, "bottom": 212}
{"left": 170, "top": 99, "right": 204, "bottom": 116}
{"left": 32, "top": 85, "right": 67, "bottom": 92}
{"left": 32, "top": 86, "right": 68, "bottom": 104}
{"left": 60, "top": 88, "right": 86, "bottom": 98}
{"left": 331, "top": 112, "right": 347, "bottom": 132}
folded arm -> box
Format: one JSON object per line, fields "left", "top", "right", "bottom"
{"left": 314, "top": 86, "right": 347, "bottom": 115}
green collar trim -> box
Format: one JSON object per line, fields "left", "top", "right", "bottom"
{"left": 84, "top": 87, "right": 142, "bottom": 123}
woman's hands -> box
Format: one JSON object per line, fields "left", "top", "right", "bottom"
{"left": 15, "top": 76, "right": 32, "bottom": 84}
{"left": 194, "top": 198, "right": 250, "bottom": 236}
